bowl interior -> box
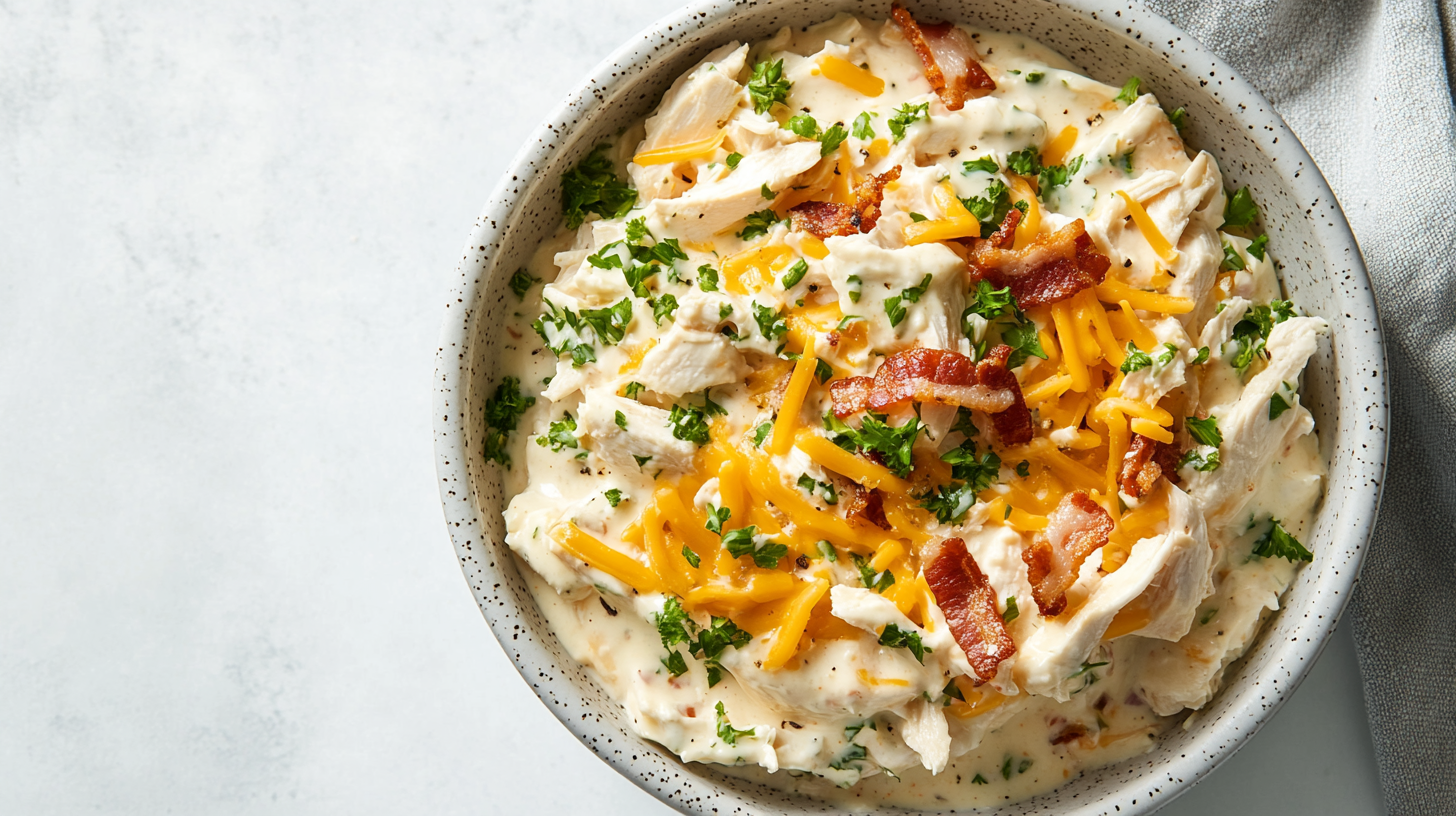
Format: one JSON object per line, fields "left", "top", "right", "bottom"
{"left": 435, "top": 1, "right": 1385, "bottom": 813}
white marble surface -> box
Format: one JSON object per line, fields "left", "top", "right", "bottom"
{"left": 0, "top": 1, "right": 1384, "bottom": 813}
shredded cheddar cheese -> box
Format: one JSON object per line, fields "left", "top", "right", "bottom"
{"left": 632, "top": 129, "right": 726, "bottom": 166}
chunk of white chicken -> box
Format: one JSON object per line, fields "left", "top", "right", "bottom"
{"left": 634, "top": 327, "right": 749, "bottom": 397}
{"left": 1119, "top": 316, "right": 1193, "bottom": 405}
{"left": 1016, "top": 485, "right": 1213, "bottom": 701}
{"left": 643, "top": 141, "right": 824, "bottom": 241}
{"left": 820, "top": 235, "right": 966, "bottom": 352}
{"left": 628, "top": 43, "right": 749, "bottom": 203}
{"left": 576, "top": 388, "right": 696, "bottom": 475}
{"left": 1182, "top": 316, "right": 1328, "bottom": 530}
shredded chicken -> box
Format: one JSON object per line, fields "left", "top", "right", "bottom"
{"left": 890, "top": 3, "right": 995, "bottom": 111}
{"left": 969, "top": 218, "right": 1112, "bottom": 309}
{"left": 1021, "top": 492, "right": 1114, "bottom": 616}
{"left": 925, "top": 538, "right": 1017, "bottom": 680}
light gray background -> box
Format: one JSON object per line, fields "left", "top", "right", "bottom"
{"left": 0, "top": 1, "right": 1383, "bottom": 813}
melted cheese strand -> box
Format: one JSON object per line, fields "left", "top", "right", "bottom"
{"left": 633, "top": 129, "right": 726, "bottom": 166}
{"left": 554, "top": 523, "right": 659, "bottom": 594}
{"left": 818, "top": 55, "right": 886, "bottom": 96}
{"left": 769, "top": 338, "right": 819, "bottom": 456}
{"left": 1114, "top": 189, "right": 1180, "bottom": 263}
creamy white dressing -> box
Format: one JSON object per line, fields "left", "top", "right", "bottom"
{"left": 488, "top": 12, "right": 1327, "bottom": 808}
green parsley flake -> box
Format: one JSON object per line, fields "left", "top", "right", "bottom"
{"left": 697, "top": 264, "right": 720, "bottom": 292}
{"left": 780, "top": 258, "right": 808, "bottom": 289}
{"left": 1114, "top": 76, "right": 1142, "bottom": 105}
{"left": 1002, "top": 596, "right": 1020, "bottom": 623}
{"left": 537, "top": 412, "right": 579, "bottom": 452}
{"left": 681, "top": 545, "right": 701, "bottom": 568}
{"left": 1186, "top": 415, "right": 1223, "bottom": 447}
{"left": 705, "top": 503, "right": 731, "bottom": 535}
{"left": 962, "top": 155, "right": 999, "bottom": 174}
{"left": 604, "top": 488, "right": 625, "bottom": 507}
{"left": 715, "top": 702, "right": 755, "bottom": 745}
{"left": 722, "top": 526, "right": 787, "bottom": 568}
{"left": 508, "top": 268, "right": 540, "bottom": 300}
{"left": 738, "top": 208, "right": 782, "bottom": 241}
{"left": 751, "top": 421, "right": 773, "bottom": 447}
{"left": 1120, "top": 343, "right": 1153, "bottom": 373}
{"left": 1252, "top": 519, "right": 1313, "bottom": 562}
{"left": 614, "top": 410, "right": 628, "bottom": 430}
{"left": 561, "top": 144, "right": 637, "bottom": 229}
{"left": 725, "top": 152, "right": 743, "bottom": 170}
{"left": 1222, "top": 186, "right": 1259, "bottom": 229}
{"left": 878, "top": 623, "right": 929, "bottom": 664}
{"left": 887, "top": 102, "right": 929, "bottom": 142}
{"left": 819, "top": 122, "right": 849, "bottom": 156}
{"left": 482, "top": 376, "right": 536, "bottom": 468}
{"left": 746, "top": 60, "right": 790, "bottom": 114}
{"left": 851, "top": 111, "right": 876, "bottom": 140}
{"left": 1269, "top": 391, "right": 1293, "bottom": 420}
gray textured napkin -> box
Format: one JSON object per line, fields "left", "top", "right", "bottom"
{"left": 1140, "top": 1, "right": 1456, "bottom": 812}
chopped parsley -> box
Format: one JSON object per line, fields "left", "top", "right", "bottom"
{"left": 1185, "top": 415, "right": 1223, "bottom": 447}
{"left": 694, "top": 617, "right": 752, "bottom": 686}
{"left": 746, "top": 59, "right": 791, "bottom": 114}
{"left": 1158, "top": 343, "right": 1180, "bottom": 366}
{"left": 851, "top": 552, "right": 895, "bottom": 593}
{"left": 887, "top": 101, "right": 929, "bottom": 142}
{"left": 537, "top": 412, "right": 579, "bottom": 452}
{"left": 715, "top": 702, "right": 755, "bottom": 745}
{"left": 972, "top": 774, "right": 989, "bottom": 785}
{"left": 962, "top": 155, "right": 999, "bottom": 174}
{"left": 1026, "top": 71, "right": 1045, "bottom": 83}
{"left": 1178, "top": 448, "right": 1221, "bottom": 472}
{"left": 1037, "top": 155, "right": 1084, "bottom": 198}
{"left": 1002, "top": 596, "right": 1020, "bottom": 623}
{"left": 705, "top": 503, "right": 731, "bottom": 535}
{"left": 1247, "top": 234, "right": 1270, "bottom": 260}
{"left": 884, "top": 273, "right": 934, "bottom": 328}
{"left": 964, "top": 280, "right": 1018, "bottom": 322}
{"left": 560, "top": 143, "right": 636, "bottom": 229}
{"left": 725, "top": 152, "right": 743, "bottom": 170}
{"left": 959, "top": 179, "right": 1018, "bottom": 236}
{"left": 681, "top": 545, "right": 701, "bottom": 568}
{"left": 829, "top": 743, "right": 869, "bottom": 772}
{"left": 1252, "top": 519, "right": 1313, "bottom": 562}
{"left": 1270, "top": 391, "right": 1293, "bottom": 420}
{"left": 1002, "top": 321, "right": 1047, "bottom": 369}
{"left": 508, "top": 268, "right": 540, "bottom": 300}
{"left": 633, "top": 454, "right": 652, "bottom": 468}
{"left": 1006, "top": 146, "right": 1041, "bottom": 177}
{"left": 1222, "top": 186, "right": 1259, "bottom": 229}
{"left": 1221, "top": 240, "right": 1246, "bottom": 271}
{"left": 751, "top": 421, "right": 773, "bottom": 447}
{"left": 753, "top": 301, "right": 788, "bottom": 341}
{"left": 817, "top": 539, "right": 838, "bottom": 562}
{"left": 481, "top": 376, "right": 536, "bottom": 468}
{"left": 697, "top": 264, "right": 720, "bottom": 292}
{"left": 878, "top": 623, "right": 929, "bottom": 664}
{"left": 851, "top": 111, "right": 876, "bottom": 140}
{"left": 760, "top": 183, "right": 776, "bottom": 200}
{"left": 722, "top": 525, "right": 788, "bottom": 568}
{"left": 1118, "top": 340, "right": 1153, "bottom": 373}
{"left": 786, "top": 112, "right": 818, "bottom": 139}
{"left": 823, "top": 412, "right": 922, "bottom": 478}
{"left": 819, "top": 121, "right": 850, "bottom": 156}
{"left": 652, "top": 293, "right": 678, "bottom": 326}
{"left": 846, "top": 274, "right": 863, "bottom": 303}
{"left": 920, "top": 481, "right": 978, "bottom": 524}
{"left": 1192, "top": 346, "right": 1211, "bottom": 365}
{"left": 614, "top": 410, "right": 628, "bottom": 430}
{"left": 797, "top": 474, "right": 839, "bottom": 505}
{"left": 532, "top": 296, "right": 633, "bottom": 367}
{"left": 624, "top": 381, "right": 645, "bottom": 399}
{"left": 780, "top": 258, "right": 808, "bottom": 289}
{"left": 738, "top": 208, "right": 782, "bottom": 241}
{"left": 1168, "top": 106, "right": 1188, "bottom": 133}
{"left": 1114, "top": 76, "right": 1142, "bottom": 105}
{"left": 604, "top": 488, "right": 625, "bottom": 507}
{"left": 668, "top": 401, "right": 714, "bottom": 446}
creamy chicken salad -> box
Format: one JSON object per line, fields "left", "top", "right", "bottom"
{"left": 486, "top": 7, "right": 1326, "bottom": 807}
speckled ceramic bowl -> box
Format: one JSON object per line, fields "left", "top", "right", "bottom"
{"left": 434, "top": 1, "right": 1387, "bottom": 812}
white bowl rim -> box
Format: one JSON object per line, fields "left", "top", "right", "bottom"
{"left": 433, "top": 1, "right": 1389, "bottom": 813}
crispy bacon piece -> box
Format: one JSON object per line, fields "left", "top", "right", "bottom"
{"left": 1117, "top": 434, "right": 1183, "bottom": 498}
{"left": 1051, "top": 723, "right": 1090, "bottom": 745}
{"left": 789, "top": 166, "right": 903, "bottom": 239}
{"left": 1021, "top": 491, "right": 1115, "bottom": 617}
{"left": 789, "top": 201, "right": 856, "bottom": 238}
{"left": 976, "top": 344, "right": 1034, "bottom": 446}
{"left": 926, "top": 537, "right": 1017, "bottom": 680}
{"left": 841, "top": 482, "right": 890, "bottom": 529}
{"left": 890, "top": 3, "right": 996, "bottom": 111}
{"left": 985, "top": 207, "right": 1020, "bottom": 250}
{"left": 969, "top": 218, "right": 1112, "bottom": 309}
{"left": 828, "top": 346, "right": 1033, "bottom": 446}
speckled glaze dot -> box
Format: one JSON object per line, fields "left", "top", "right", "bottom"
{"left": 433, "top": 1, "right": 1388, "bottom": 813}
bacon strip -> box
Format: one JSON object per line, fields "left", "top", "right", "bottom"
{"left": 969, "top": 218, "right": 1112, "bottom": 309}
{"left": 1021, "top": 491, "right": 1114, "bottom": 617}
{"left": 890, "top": 4, "right": 996, "bottom": 111}
{"left": 1117, "top": 434, "right": 1183, "bottom": 498}
{"left": 976, "top": 344, "right": 1034, "bottom": 446}
{"left": 829, "top": 348, "right": 1012, "bottom": 415}
{"left": 926, "top": 537, "right": 1017, "bottom": 680}
{"left": 789, "top": 166, "right": 903, "bottom": 239}
{"left": 841, "top": 482, "right": 890, "bottom": 529}
{"left": 829, "top": 346, "right": 1033, "bottom": 445}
